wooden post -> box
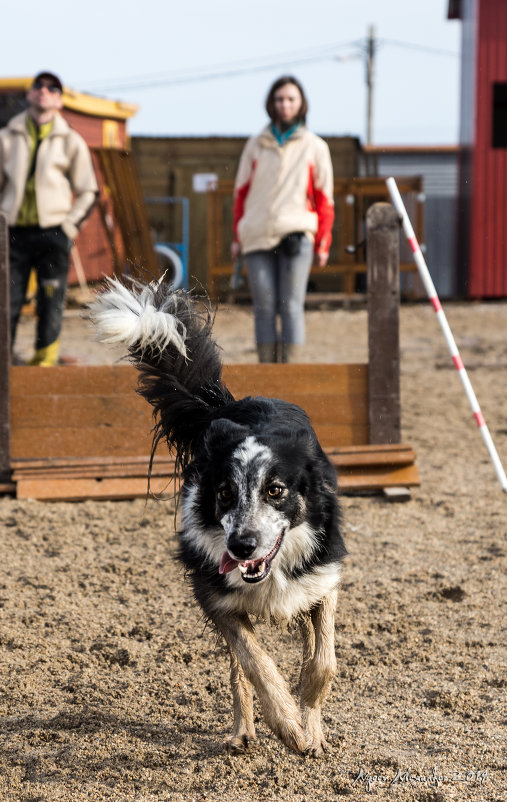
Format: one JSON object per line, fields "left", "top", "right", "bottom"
{"left": 366, "top": 202, "right": 401, "bottom": 445}
{"left": 0, "top": 212, "right": 11, "bottom": 482}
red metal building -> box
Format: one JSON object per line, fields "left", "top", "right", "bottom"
{"left": 449, "top": 0, "right": 507, "bottom": 297}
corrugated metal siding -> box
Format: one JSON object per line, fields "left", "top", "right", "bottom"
{"left": 373, "top": 152, "right": 459, "bottom": 297}
{"left": 374, "top": 153, "right": 458, "bottom": 196}
{"left": 469, "top": 0, "right": 507, "bottom": 297}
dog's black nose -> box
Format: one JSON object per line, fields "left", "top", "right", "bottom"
{"left": 226, "top": 532, "right": 258, "bottom": 560}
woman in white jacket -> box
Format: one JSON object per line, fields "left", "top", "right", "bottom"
{"left": 232, "top": 76, "right": 334, "bottom": 363}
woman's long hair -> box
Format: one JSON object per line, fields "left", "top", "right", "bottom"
{"left": 265, "top": 75, "right": 308, "bottom": 125}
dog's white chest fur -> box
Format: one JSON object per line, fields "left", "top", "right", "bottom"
{"left": 220, "top": 555, "right": 341, "bottom": 623}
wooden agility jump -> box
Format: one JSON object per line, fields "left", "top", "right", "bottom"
{"left": 0, "top": 204, "right": 419, "bottom": 501}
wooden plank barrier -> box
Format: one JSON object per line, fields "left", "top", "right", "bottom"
{"left": 9, "top": 363, "right": 418, "bottom": 500}
{"left": 3, "top": 204, "right": 420, "bottom": 501}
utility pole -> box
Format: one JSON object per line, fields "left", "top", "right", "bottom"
{"left": 366, "top": 25, "right": 376, "bottom": 145}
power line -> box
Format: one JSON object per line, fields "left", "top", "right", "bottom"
{"left": 82, "top": 36, "right": 458, "bottom": 95}
{"left": 379, "top": 38, "right": 459, "bottom": 57}
{"left": 83, "top": 40, "right": 362, "bottom": 93}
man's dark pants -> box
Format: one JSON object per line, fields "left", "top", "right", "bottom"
{"left": 9, "top": 225, "right": 71, "bottom": 350}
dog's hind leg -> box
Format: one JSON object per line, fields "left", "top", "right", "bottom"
{"left": 298, "top": 589, "right": 338, "bottom": 757}
{"left": 226, "top": 650, "right": 256, "bottom": 754}
{"left": 216, "top": 612, "right": 306, "bottom": 754}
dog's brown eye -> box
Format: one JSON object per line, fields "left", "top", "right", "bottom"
{"left": 267, "top": 485, "right": 283, "bottom": 498}
{"left": 218, "top": 487, "right": 232, "bottom": 501}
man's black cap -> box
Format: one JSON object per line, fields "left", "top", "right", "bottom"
{"left": 32, "top": 71, "right": 63, "bottom": 92}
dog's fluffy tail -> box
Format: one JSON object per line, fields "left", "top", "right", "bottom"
{"left": 89, "top": 276, "right": 234, "bottom": 468}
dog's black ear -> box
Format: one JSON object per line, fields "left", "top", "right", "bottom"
{"left": 294, "top": 427, "right": 316, "bottom": 448}
{"left": 204, "top": 418, "right": 250, "bottom": 455}
{"left": 280, "top": 426, "right": 317, "bottom": 454}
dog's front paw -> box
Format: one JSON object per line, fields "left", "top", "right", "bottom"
{"left": 225, "top": 734, "right": 256, "bottom": 755}
{"left": 275, "top": 720, "right": 307, "bottom": 754}
{"left": 302, "top": 708, "right": 331, "bottom": 757}
{"left": 305, "top": 735, "right": 329, "bottom": 758}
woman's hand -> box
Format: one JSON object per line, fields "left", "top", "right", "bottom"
{"left": 231, "top": 241, "right": 242, "bottom": 260}
{"left": 316, "top": 250, "right": 329, "bottom": 268}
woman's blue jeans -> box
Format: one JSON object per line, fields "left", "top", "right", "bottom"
{"left": 244, "top": 235, "right": 313, "bottom": 345}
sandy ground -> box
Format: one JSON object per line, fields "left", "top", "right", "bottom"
{"left": 1, "top": 295, "right": 506, "bottom": 801}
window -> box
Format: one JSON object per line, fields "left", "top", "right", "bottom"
{"left": 492, "top": 83, "right": 507, "bottom": 148}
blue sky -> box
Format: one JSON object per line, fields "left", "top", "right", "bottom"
{"left": 3, "top": 0, "right": 461, "bottom": 143}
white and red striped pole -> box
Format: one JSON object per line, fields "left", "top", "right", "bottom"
{"left": 386, "top": 176, "right": 507, "bottom": 492}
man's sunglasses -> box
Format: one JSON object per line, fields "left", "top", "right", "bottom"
{"left": 32, "top": 82, "right": 61, "bottom": 93}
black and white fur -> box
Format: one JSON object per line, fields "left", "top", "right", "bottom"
{"left": 89, "top": 276, "right": 346, "bottom": 756}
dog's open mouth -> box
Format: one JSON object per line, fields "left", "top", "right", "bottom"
{"left": 219, "top": 531, "right": 285, "bottom": 583}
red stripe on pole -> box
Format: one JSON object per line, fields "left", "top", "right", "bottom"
{"left": 408, "top": 236, "right": 420, "bottom": 253}
{"left": 453, "top": 354, "right": 464, "bottom": 371}
{"left": 474, "top": 410, "right": 486, "bottom": 428}
{"left": 386, "top": 176, "right": 507, "bottom": 491}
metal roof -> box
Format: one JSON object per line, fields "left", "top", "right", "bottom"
{"left": 0, "top": 77, "right": 137, "bottom": 121}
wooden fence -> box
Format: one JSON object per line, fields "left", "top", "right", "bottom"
{"left": 206, "top": 176, "right": 424, "bottom": 299}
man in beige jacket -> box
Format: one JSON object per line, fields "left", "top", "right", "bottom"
{"left": 0, "top": 71, "right": 98, "bottom": 365}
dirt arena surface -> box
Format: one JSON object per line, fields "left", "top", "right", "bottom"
{"left": 1, "top": 296, "right": 506, "bottom": 801}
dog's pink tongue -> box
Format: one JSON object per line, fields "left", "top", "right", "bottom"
{"left": 219, "top": 551, "right": 239, "bottom": 575}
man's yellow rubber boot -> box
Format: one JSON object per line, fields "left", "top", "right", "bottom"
{"left": 29, "top": 339, "right": 60, "bottom": 366}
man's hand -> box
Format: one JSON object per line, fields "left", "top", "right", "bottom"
{"left": 231, "top": 241, "right": 241, "bottom": 260}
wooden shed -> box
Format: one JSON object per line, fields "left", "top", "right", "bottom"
{"left": 0, "top": 77, "right": 157, "bottom": 284}
{"left": 131, "top": 137, "right": 424, "bottom": 298}
{"left": 449, "top": 0, "right": 507, "bottom": 298}
{"left": 130, "top": 135, "right": 362, "bottom": 290}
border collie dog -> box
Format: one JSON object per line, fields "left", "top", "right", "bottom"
{"left": 90, "top": 277, "right": 346, "bottom": 757}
